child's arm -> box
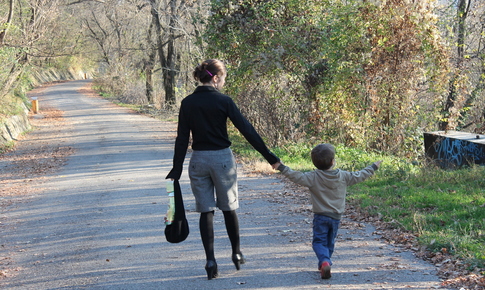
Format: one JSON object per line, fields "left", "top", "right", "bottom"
{"left": 346, "top": 160, "right": 382, "bottom": 186}
{"left": 275, "top": 161, "right": 314, "bottom": 187}
{"left": 373, "top": 160, "right": 382, "bottom": 169}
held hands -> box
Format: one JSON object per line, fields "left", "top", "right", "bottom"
{"left": 273, "top": 161, "right": 381, "bottom": 170}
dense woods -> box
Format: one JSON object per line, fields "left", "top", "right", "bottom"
{"left": 1, "top": 0, "right": 484, "bottom": 157}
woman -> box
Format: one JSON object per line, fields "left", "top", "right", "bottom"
{"left": 166, "top": 59, "right": 279, "bottom": 280}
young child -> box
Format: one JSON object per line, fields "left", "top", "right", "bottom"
{"left": 274, "top": 143, "right": 381, "bottom": 279}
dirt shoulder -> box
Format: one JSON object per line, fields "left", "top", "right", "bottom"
{"left": 0, "top": 83, "right": 482, "bottom": 289}
{"left": 0, "top": 84, "right": 74, "bottom": 200}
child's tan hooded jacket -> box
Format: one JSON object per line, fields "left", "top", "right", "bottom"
{"left": 278, "top": 164, "right": 378, "bottom": 220}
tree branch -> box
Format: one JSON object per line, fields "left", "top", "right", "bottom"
{"left": 66, "top": 0, "right": 105, "bottom": 6}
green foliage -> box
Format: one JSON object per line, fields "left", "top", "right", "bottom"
{"left": 206, "top": 0, "right": 449, "bottom": 156}
{"left": 0, "top": 46, "right": 33, "bottom": 116}
{"left": 206, "top": 0, "right": 322, "bottom": 146}
{"left": 0, "top": 92, "right": 26, "bottom": 117}
{"left": 360, "top": 0, "right": 449, "bottom": 154}
{"left": 0, "top": 46, "right": 19, "bottom": 73}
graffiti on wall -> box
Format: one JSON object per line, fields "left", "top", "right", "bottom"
{"left": 433, "top": 137, "right": 485, "bottom": 167}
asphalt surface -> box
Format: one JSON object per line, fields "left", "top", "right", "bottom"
{"left": 0, "top": 80, "right": 445, "bottom": 289}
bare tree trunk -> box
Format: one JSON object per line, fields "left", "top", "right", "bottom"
{"left": 0, "top": 0, "right": 15, "bottom": 45}
{"left": 148, "top": 0, "right": 168, "bottom": 106}
{"left": 439, "top": 0, "right": 471, "bottom": 131}
{"left": 144, "top": 22, "right": 157, "bottom": 104}
{"left": 148, "top": 0, "right": 180, "bottom": 107}
{"left": 145, "top": 51, "right": 156, "bottom": 104}
{"left": 163, "top": 0, "right": 178, "bottom": 106}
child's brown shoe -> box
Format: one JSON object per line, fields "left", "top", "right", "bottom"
{"left": 319, "top": 261, "right": 331, "bottom": 279}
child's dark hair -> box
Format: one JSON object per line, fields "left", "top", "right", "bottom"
{"left": 193, "top": 59, "right": 226, "bottom": 83}
{"left": 311, "top": 143, "right": 335, "bottom": 170}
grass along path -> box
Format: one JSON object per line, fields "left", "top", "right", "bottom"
{"left": 229, "top": 133, "right": 485, "bottom": 289}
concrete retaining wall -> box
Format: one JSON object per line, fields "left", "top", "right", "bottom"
{"left": 0, "top": 103, "right": 32, "bottom": 144}
{"left": 29, "top": 67, "right": 89, "bottom": 87}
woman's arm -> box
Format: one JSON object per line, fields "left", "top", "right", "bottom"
{"left": 226, "top": 99, "right": 279, "bottom": 165}
{"left": 166, "top": 106, "right": 191, "bottom": 180}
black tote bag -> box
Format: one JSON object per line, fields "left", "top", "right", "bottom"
{"left": 164, "top": 179, "right": 189, "bottom": 243}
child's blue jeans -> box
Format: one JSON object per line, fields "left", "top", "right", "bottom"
{"left": 312, "top": 214, "right": 340, "bottom": 269}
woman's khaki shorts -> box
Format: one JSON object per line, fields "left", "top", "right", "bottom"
{"left": 188, "top": 148, "right": 238, "bottom": 212}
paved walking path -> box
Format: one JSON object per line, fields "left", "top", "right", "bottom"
{"left": 0, "top": 80, "right": 444, "bottom": 289}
